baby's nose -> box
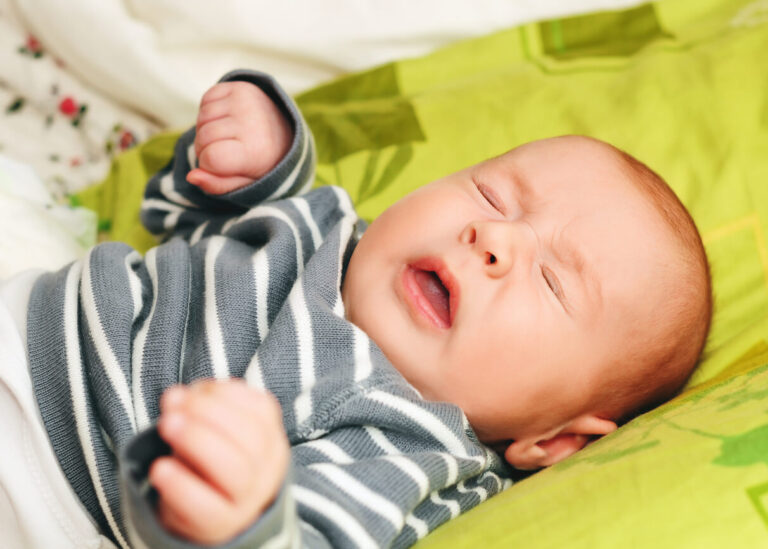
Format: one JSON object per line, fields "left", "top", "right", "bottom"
{"left": 460, "top": 220, "right": 536, "bottom": 278}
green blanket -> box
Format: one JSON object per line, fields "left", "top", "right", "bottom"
{"left": 75, "top": 0, "right": 768, "bottom": 546}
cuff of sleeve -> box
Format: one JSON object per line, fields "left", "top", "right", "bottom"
{"left": 215, "top": 69, "right": 314, "bottom": 205}
{"left": 120, "top": 425, "right": 296, "bottom": 549}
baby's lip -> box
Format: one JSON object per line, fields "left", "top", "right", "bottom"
{"left": 402, "top": 257, "right": 460, "bottom": 329}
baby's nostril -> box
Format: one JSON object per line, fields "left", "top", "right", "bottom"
{"left": 487, "top": 253, "right": 496, "bottom": 265}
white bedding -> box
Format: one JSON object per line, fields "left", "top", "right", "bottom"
{"left": 0, "top": 155, "right": 96, "bottom": 279}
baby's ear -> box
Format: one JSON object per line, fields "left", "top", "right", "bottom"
{"left": 503, "top": 415, "right": 617, "bottom": 470}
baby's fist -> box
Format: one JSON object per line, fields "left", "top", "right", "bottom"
{"left": 150, "top": 380, "right": 290, "bottom": 546}
{"left": 187, "top": 81, "right": 293, "bottom": 195}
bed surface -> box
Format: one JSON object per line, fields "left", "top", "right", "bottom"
{"left": 4, "top": 0, "right": 768, "bottom": 547}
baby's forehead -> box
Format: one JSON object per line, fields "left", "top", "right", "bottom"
{"left": 497, "top": 136, "right": 629, "bottom": 179}
{"left": 484, "top": 139, "right": 643, "bottom": 214}
{"left": 509, "top": 134, "right": 621, "bottom": 158}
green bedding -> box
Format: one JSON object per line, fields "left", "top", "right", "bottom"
{"left": 76, "top": 0, "right": 768, "bottom": 546}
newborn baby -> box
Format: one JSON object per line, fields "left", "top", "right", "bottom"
{"left": 154, "top": 76, "right": 710, "bottom": 544}
{"left": 4, "top": 70, "right": 711, "bottom": 549}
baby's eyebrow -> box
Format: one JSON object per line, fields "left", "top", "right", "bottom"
{"left": 509, "top": 171, "right": 538, "bottom": 203}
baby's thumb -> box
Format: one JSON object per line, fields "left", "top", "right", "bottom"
{"left": 187, "top": 169, "right": 251, "bottom": 195}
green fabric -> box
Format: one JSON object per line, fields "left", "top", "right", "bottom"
{"left": 73, "top": 132, "right": 178, "bottom": 252}
{"left": 76, "top": 0, "right": 768, "bottom": 546}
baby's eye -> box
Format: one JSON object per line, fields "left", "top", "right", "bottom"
{"left": 474, "top": 181, "right": 505, "bottom": 214}
{"left": 541, "top": 265, "right": 563, "bottom": 299}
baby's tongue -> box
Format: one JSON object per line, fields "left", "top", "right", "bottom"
{"left": 413, "top": 270, "right": 450, "bottom": 326}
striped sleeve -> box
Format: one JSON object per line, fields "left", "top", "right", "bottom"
{"left": 280, "top": 386, "right": 511, "bottom": 549}
{"left": 141, "top": 70, "right": 316, "bottom": 244}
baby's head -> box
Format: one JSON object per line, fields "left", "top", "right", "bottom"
{"left": 342, "top": 136, "right": 711, "bottom": 469}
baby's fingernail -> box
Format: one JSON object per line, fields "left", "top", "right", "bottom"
{"left": 160, "top": 413, "right": 184, "bottom": 439}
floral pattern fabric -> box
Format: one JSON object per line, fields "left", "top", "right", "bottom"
{"left": 0, "top": 1, "right": 158, "bottom": 201}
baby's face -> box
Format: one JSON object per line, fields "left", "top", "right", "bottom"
{"left": 342, "top": 136, "right": 675, "bottom": 443}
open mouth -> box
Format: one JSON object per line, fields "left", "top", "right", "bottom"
{"left": 402, "top": 259, "right": 458, "bottom": 329}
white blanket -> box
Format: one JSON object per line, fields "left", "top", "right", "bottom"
{"left": 0, "top": 155, "right": 96, "bottom": 278}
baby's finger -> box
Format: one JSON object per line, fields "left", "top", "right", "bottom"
{"left": 155, "top": 497, "right": 193, "bottom": 540}
{"left": 176, "top": 385, "right": 282, "bottom": 462}
{"left": 149, "top": 456, "right": 238, "bottom": 546}
{"left": 159, "top": 385, "right": 187, "bottom": 413}
{"left": 194, "top": 117, "right": 240, "bottom": 158}
{"left": 157, "top": 411, "right": 255, "bottom": 501}
{"left": 187, "top": 168, "right": 252, "bottom": 195}
{"left": 196, "top": 100, "right": 231, "bottom": 130}
{"left": 199, "top": 82, "right": 234, "bottom": 106}
{"left": 189, "top": 379, "right": 281, "bottom": 419}
{"left": 196, "top": 139, "right": 254, "bottom": 178}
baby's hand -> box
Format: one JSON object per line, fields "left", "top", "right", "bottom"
{"left": 187, "top": 81, "right": 293, "bottom": 195}
{"left": 150, "top": 379, "right": 290, "bottom": 546}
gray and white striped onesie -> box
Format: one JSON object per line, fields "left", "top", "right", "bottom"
{"left": 25, "top": 71, "right": 511, "bottom": 549}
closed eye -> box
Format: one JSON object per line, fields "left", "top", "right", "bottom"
{"left": 541, "top": 265, "right": 564, "bottom": 302}
{"left": 474, "top": 181, "right": 506, "bottom": 214}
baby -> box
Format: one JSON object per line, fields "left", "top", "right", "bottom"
{"left": 2, "top": 70, "right": 711, "bottom": 549}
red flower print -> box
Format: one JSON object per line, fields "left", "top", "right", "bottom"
{"left": 18, "top": 34, "right": 44, "bottom": 58}
{"left": 70, "top": 157, "right": 82, "bottom": 167}
{"left": 119, "top": 130, "right": 136, "bottom": 150}
{"left": 59, "top": 97, "right": 78, "bottom": 117}
{"left": 26, "top": 35, "right": 42, "bottom": 53}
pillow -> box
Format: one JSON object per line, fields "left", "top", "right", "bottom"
{"left": 76, "top": 0, "right": 768, "bottom": 545}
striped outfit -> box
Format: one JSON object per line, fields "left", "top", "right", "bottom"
{"left": 26, "top": 71, "right": 512, "bottom": 549}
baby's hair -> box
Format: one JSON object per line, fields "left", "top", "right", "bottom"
{"left": 596, "top": 142, "right": 713, "bottom": 424}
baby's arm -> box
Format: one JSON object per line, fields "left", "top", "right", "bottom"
{"left": 149, "top": 380, "right": 289, "bottom": 546}
{"left": 141, "top": 70, "right": 315, "bottom": 243}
